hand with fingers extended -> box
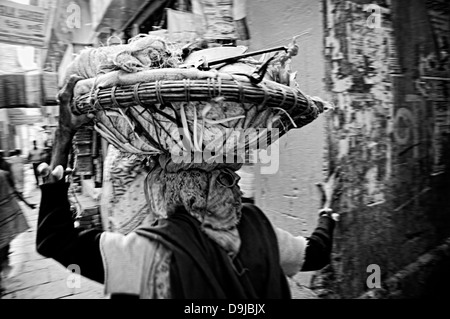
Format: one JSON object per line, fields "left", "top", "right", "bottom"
{"left": 316, "top": 167, "right": 342, "bottom": 221}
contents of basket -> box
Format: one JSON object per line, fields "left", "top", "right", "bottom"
{"left": 64, "top": 35, "right": 332, "bottom": 159}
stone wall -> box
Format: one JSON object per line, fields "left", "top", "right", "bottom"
{"left": 315, "top": 0, "right": 450, "bottom": 299}
{"left": 244, "top": 0, "right": 450, "bottom": 299}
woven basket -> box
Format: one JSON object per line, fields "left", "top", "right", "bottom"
{"left": 72, "top": 67, "right": 329, "bottom": 159}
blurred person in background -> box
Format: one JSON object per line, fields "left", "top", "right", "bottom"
{"left": 7, "top": 149, "right": 26, "bottom": 196}
{"left": 0, "top": 150, "right": 37, "bottom": 209}
{"left": 0, "top": 159, "right": 34, "bottom": 294}
{"left": 28, "top": 141, "right": 43, "bottom": 187}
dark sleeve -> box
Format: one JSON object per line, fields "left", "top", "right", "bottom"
{"left": 36, "top": 181, "right": 105, "bottom": 284}
{"left": 301, "top": 216, "right": 335, "bottom": 272}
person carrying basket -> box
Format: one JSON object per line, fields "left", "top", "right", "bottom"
{"left": 36, "top": 36, "right": 339, "bottom": 299}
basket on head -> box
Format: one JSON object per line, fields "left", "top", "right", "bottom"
{"left": 65, "top": 35, "right": 331, "bottom": 165}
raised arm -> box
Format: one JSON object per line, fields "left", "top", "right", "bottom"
{"left": 35, "top": 76, "right": 104, "bottom": 283}
{"left": 277, "top": 170, "right": 341, "bottom": 276}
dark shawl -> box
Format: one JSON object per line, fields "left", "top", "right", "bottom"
{"left": 135, "top": 203, "right": 291, "bottom": 299}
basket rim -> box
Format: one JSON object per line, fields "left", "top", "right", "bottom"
{"left": 73, "top": 75, "right": 326, "bottom": 118}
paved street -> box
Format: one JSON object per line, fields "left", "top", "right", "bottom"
{"left": 1, "top": 165, "right": 106, "bottom": 299}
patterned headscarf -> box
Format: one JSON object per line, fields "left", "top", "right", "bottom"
{"left": 145, "top": 155, "right": 244, "bottom": 255}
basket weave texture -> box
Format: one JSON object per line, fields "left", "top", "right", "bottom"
{"left": 65, "top": 36, "right": 330, "bottom": 158}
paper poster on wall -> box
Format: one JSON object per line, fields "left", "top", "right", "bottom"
{"left": 325, "top": 0, "right": 395, "bottom": 207}
{"left": 192, "top": 0, "right": 249, "bottom": 41}
{"left": 408, "top": 0, "right": 450, "bottom": 176}
{"left": 431, "top": 85, "right": 450, "bottom": 176}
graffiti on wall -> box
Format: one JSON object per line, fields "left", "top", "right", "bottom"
{"left": 325, "top": 0, "right": 396, "bottom": 206}
{"left": 417, "top": 0, "right": 450, "bottom": 176}
{"left": 326, "top": 0, "right": 450, "bottom": 205}
{"left": 427, "top": 81, "right": 450, "bottom": 176}
{"left": 321, "top": 0, "right": 450, "bottom": 299}
{"left": 420, "top": 0, "right": 450, "bottom": 77}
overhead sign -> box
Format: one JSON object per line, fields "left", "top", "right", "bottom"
{"left": 0, "top": 0, "right": 48, "bottom": 48}
{"left": 192, "top": 0, "right": 249, "bottom": 41}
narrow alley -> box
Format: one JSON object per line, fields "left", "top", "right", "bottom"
{"left": 0, "top": 0, "right": 449, "bottom": 301}
{"left": 0, "top": 165, "right": 105, "bottom": 299}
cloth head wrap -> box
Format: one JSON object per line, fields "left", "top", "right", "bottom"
{"left": 145, "top": 155, "right": 244, "bottom": 255}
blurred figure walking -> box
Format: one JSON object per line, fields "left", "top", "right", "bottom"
{"left": 28, "top": 141, "right": 43, "bottom": 187}
{"left": 0, "top": 168, "right": 30, "bottom": 295}
{"left": 7, "top": 149, "right": 26, "bottom": 196}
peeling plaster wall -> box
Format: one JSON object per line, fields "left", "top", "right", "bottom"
{"left": 245, "top": 0, "right": 450, "bottom": 299}
{"left": 317, "top": 0, "right": 450, "bottom": 299}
